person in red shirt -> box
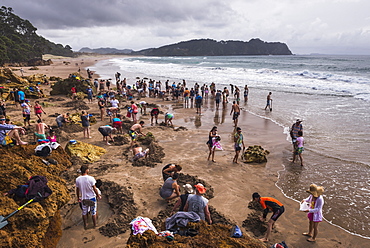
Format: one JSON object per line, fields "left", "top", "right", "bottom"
{"left": 252, "top": 192, "right": 285, "bottom": 242}
{"left": 71, "top": 86, "right": 77, "bottom": 100}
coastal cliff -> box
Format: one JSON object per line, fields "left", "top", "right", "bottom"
{"left": 134, "top": 38, "right": 292, "bottom": 56}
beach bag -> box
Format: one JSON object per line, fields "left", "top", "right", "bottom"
{"left": 231, "top": 225, "right": 243, "bottom": 238}
{"left": 25, "top": 175, "right": 52, "bottom": 202}
{"left": 35, "top": 143, "right": 52, "bottom": 157}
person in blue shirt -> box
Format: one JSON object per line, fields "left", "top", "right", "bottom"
{"left": 195, "top": 93, "right": 203, "bottom": 114}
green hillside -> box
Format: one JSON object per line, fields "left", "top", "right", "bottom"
{"left": 0, "top": 6, "right": 73, "bottom": 65}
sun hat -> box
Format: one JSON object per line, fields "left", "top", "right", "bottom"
{"left": 183, "top": 184, "right": 194, "bottom": 194}
{"left": 306, "top": 184, "right": 324, "bottom": 197}
{"left": 194, "top": 183, "right": 206, "bottom": 194}
{"left": 296, "top": 119, "right": 303, "bottom": 123}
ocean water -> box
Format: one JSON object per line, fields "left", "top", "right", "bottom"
{"left": 91, "top": 55, "right": 370, "bottom": 238}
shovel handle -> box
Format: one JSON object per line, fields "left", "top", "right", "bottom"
{"left": 2, "top": 193, "right": 41, "bottom": 222}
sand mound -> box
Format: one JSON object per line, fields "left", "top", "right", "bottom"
{"left": 126, "top": 221, "right": 265, "bottom": 248}
{"left": 63, "top": 100, "right": 90, "bottom": 111}
{"left": 242, "top": 201, "right": 268, "bottom": 237}
{"left": 98, "top": 181, "right": 137, "bottom": 237}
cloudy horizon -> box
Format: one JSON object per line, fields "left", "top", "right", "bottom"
{"left": 3, "top": 0, "right": 370, "bottom": 55}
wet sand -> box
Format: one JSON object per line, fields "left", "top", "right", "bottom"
{"left": 10, "top": 56, "right": 370, "bottom": 247}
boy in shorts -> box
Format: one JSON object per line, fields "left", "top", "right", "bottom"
{"left": 252, "top": 192, "right": 285, "bottom": 242}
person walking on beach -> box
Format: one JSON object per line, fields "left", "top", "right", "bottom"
{"left": 252, "top": 192, "right": 285, "bottom": 242}
{"left": 292, "top": 130, "right": 304, "bottom": 166}
{"left": 81, "top": 111, "right": 91, "bottom": 138}
{"left": 21, "top": 100, "right": 32, "bottom": 126}
{"left": 75, "top": 165, "right": 101, "bottom": 229}
{"left": 302, "top": 184, "right": 325, "bottom": 242}
{"left": 233, "top": 127, "right": 245, "bottom": 163}
{"left": 290, "top": 119, "right": 303, "bottom": 153}
{"left": 34, "top": 101, "right": 46, "bottom": 120}
{"left": 184, "top": 183, "right": 212, "bottom": 224}
{"left": 195, "top": 93, "right": 203, "bottom": 114}
{"left": 215, "top": 90, "right": 222, "bottom": 109}
{"left": 207, "top": 126, "right": 220, "bottom": 162}
{"left": 264, "top": 92, "right": 272, "bottom": 110}
{"left": 230, "top": 101, "right": 241, "bottom": 127}
{"left": 160, "top": 172, "right": 180, "bottom": 202}
{"left": 184, "top": 88, "right": 190, "bottom": 108}
{"left": 244, "top": 85, "right": 249, "bottom": 102}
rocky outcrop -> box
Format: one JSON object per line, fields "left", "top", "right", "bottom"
{"left": 0, "top": 145, "right": 72, "bottom": 248}
{"left": 242, "top": 145, "right": 270, "bottom": 163}
{"left": 65, "top": 141, "right": 106, "bottom": 163}
{"left": 50, "top": 76, "right": 93, "bottom": 96}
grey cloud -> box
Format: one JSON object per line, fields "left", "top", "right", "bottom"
{"left": 8, "top": 0, "right": 234, "bottom": 29}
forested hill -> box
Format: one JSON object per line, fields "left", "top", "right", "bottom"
{"left": 0, "top": 6, "right": 73, "bottom": 65}
{"left": 134, "top": 38, "right": 293, "bottom": 56}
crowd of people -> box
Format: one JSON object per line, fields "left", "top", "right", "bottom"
{"left": 0, "top": 69, "right": 322, "bottom": 244}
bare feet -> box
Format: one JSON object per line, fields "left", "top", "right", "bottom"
{"left": 259, "top": 238, "right": 268, "bottom": 242}
{"left": 212, "top": 160, "right": 216, "bottom": 163}
{"left": 19, "top": 141, "right": 28, "bottom": 145}
{"left": 307, "top": 238, "right": 316, "bottom": 242}
{"left": 302, "top": 232, "right": 312, "bottom": 237}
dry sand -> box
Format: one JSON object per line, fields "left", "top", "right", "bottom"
{"left": 9, "top": 55, "right": 370, "bottom": 248}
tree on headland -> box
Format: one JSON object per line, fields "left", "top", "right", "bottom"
{"left": 0, "top": 6, "right": 74, "bottom": 65}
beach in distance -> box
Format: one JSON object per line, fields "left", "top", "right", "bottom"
{"left": 9, "top": 54, "right": 370, "bottom": 247}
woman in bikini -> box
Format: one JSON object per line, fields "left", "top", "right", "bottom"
{"left": 33, "top": 101, "right": 45, "bottom": 120}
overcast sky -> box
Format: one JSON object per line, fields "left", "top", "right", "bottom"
{"left": 4, "top": 0, "right": 370, "bottom": 55}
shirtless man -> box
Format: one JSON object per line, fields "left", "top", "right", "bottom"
{"left": 264, "top": 92, "right": 272, "bottom": 110}
{"left": 34, "top": 119, "right": 49, "bottom": 141}
{"left": 129, "top": 121, "right": 145, "bottom": 148}
{"left": 132, "top": 144, "right": 149, "bottom": 161}
{"left": 230, "top": 101, "right": 241, "bottom": 127}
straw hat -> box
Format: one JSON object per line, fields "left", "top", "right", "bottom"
{"left": 306, "top": 184, "right": 324, "bottom": 197}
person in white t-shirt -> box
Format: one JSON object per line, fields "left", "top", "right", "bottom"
{"left": 76, "top": 165, "right": 101, "bottom": 229}
{"left": 110, "top": 97, "right": 119, "bottom": 108}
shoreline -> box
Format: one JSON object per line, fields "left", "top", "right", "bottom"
{"left": 9, "top": 55, "right": 370, "bottom": 247}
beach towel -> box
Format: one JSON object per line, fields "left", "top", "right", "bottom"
{"left": 130, "top": 216, "right": 158, "bottom": 235}
{"left": 212, "top": 137, "right": 223, "bottom": 151}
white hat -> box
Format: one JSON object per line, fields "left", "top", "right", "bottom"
{"left": 183, "top": 184, "right": 194, "bottom": 194}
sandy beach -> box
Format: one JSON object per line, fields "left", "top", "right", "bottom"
{"left": 5, "top": 55, "right": 370, "bottom": 248}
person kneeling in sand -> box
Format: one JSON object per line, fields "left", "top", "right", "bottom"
{"left": 159, "top": 172, "right": 180, "bottom": 202}
{"left": 132, "top": 144, "right": 149, "bottom": 161}
{"left": 0, "top": 115, "right": 27, "bottom": 145}
{"left": 252, "top": 192, "right": 285, "bottom": 242}
{"left": 184, "top": 183, "right": 212, "bottom": 224}
{"left": 98, "top": 125, "right": 116, "bottom": 145}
